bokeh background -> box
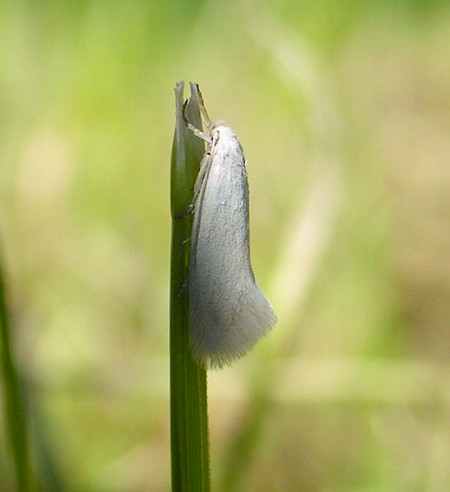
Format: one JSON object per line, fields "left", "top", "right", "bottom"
{"left": 1, "top": 0, "right": 449, "bottom": 490}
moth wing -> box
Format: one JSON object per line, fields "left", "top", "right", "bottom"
{"left": 188, "top": 135, "right": 276, "bottom": 368}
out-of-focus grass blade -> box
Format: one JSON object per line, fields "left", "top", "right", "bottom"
{"left": 0, "top": 245, "right": 35, "bottom": 491}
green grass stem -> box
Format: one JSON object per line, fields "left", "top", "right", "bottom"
{"left": 169, "top": 82, "right": 210, "bottom": 492}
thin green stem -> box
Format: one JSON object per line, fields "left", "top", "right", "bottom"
{"left": 169, "top": 82, "right": 210, "bottom": 492}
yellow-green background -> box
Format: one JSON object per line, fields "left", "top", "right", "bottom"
{"left": 1, "top": 0, "right": 449, "bottom": 490}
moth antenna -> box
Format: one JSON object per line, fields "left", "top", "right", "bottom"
{"left": 182, "top": 99, "right": 189, "bottom": 126}
{"left": 195, "top": 85, "right": 212, "bottom": 128}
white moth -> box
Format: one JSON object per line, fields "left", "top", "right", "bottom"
{"left": 185, "top": 94, "right": 277, "bottom": 369}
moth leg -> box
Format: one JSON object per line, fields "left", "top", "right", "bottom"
{"left": 177, "top": 278, "right": 188, "bottom": 298}
{"left": 182, "top": 100, "right": 211, "bottom": 143}
{"left": 175, "top": 202, "right": 195, "bottom": 219}
{"left": 174, "top": 148, "right": 212, "bottom": 220}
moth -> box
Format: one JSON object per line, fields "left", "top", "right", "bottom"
{"left": 184, "top": 89, "right": 277, "bottom": 369}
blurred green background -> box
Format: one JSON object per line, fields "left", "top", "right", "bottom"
{"left": 1, "top": 0, "right": 449, "bottom": 490}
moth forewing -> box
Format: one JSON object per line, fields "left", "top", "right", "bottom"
{"left": 188, "top": 122, "right": 277, "bottom": 369}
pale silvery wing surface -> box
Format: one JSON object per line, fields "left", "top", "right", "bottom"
{"left": 188, "top": 123, "right": 277, "bottom": 369}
